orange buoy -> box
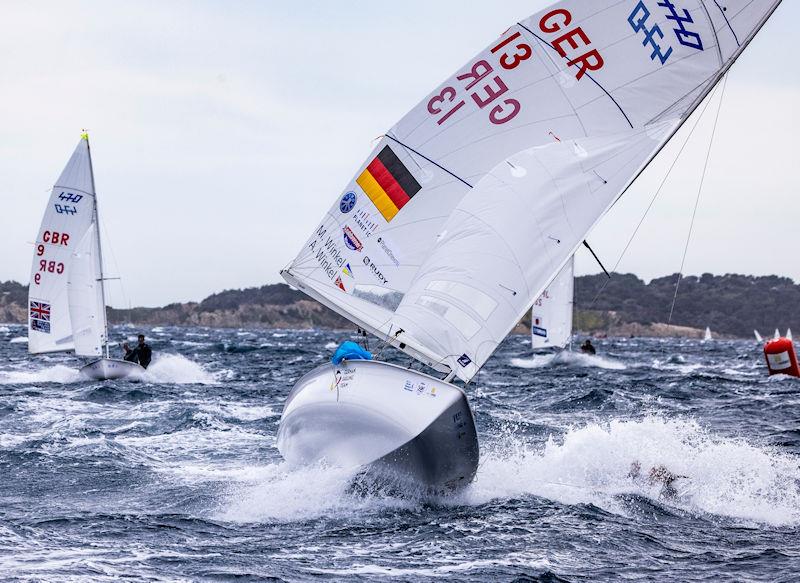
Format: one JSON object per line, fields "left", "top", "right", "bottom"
{"left": 764, "top": 337, "right": 800, "bottom": 377}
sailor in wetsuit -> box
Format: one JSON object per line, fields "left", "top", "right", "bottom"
{"left": 628, "top": 461, "right": 688, "bottom": 499}
{"left": 580, "top": 339, "right": 596, "bottom": 355}
{"left": 123, "top": 334, "right": 153, "bottom": 369}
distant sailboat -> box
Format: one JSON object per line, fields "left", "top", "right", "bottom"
{"left": 775, "top": 329, "right": 781, "bottom": 340}
{"left": 277, "top": 1, "right": 783, "bottom": 492}
{"left": 703, "top": 327, "right": 713, "bottom": 342}
{"left": 28, "top": 133, "right": 143, "bottom": 380}
{"left": 531, "top": 257, "right": 574, "bottom": 352}
{"left": 788, "top": 328, "right": 793, "bottom": 341}
{"left": 754, "top": 330, "right": 764, "bottom": 343}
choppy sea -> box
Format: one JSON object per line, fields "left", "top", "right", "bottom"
{"left": 0, "top": 323, "right": 798, "bottom": 582}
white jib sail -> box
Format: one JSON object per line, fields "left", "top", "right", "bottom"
{"left": 531, "top": 256, "right": 574, "bottom": 350}
{"left": 67, "top": 223, "right": 106, "bottom": 357}
{"left": 283, "top": 0, "right": 782, "bottom": 382}
{"left": 29, "top": 137, "right": 97, "bottom": 354}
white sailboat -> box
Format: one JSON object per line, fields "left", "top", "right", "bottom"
{"left": 28, "top": 133, "right": 143, "bottom": 381}
{"left": 703, "top": 327, "right": 713, "bottom": 342}
{"left": 531, "top": 257, "right": 574, "bottom": 351}
{"left": 788, "top": 328, "right": 793, "bottom": 341}
{"left": 278, "top": 1, "right": 782, "bottom": 491}
{"left": 775, "top": 328, "right": 781, "bottom": 340}
{"left": 754, "top": 330, "right": 764, "bottom": 343}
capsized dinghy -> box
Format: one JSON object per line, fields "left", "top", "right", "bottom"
{"left": 279, "top": 0, "right": 783, "bottom": 491}
{"left": 28, "top": 133, "right": 144, "bottom": 381}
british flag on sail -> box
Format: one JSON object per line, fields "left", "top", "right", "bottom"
{"left": 29, "top": 300, "right": 51, "bottom": 334}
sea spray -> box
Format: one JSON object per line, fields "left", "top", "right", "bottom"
{"left": 462, "top": 417, "right": 800, "bottom": 526}
{"left": 142, "top": 354, "right": 219, "bottom": 385}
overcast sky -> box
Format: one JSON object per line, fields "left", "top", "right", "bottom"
{"left": 1, "top": 1, "right": 797, "bottom": 307}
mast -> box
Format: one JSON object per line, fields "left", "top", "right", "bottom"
{"left": 83, "top": 132, "right": 110, "bottom": 358}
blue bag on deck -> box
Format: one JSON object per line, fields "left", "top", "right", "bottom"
{"left": 331, "top": 341, "right": 373, "bottom": 365}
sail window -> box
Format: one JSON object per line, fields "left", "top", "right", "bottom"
{"left": 426, "top": 280, "right": 497, "bottom": 320}
{"left": 417, "top": 296, "right": 481, "bottom": 340}
{"left": 353, "top": 285, "right": 403, "bottom": 311}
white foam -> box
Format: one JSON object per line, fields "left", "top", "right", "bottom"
{"left": 9, "top": 336, "right": 28, "bottom": 344}
{"left": 0, "top": 325, "right": 10, "bottom": 333}
{"left": 460, "top": 417, "right": 800, "bottom": 526}
{"left": 216, "top": 461, "right": 415, "bottom": 523}
{"left": 0, "top": 364, "right": 81, "bottom": 385}
{"left": 510, "top": 350, "right": 625, "bottom": 370}
{"left": 141, "top": 354, "right": 218, "bottom": 385}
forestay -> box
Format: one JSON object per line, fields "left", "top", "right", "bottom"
{"left": 283, "top": 0, "right": 782, "bottom": 381}
{"left": 531, "top": 256, "right": 574, "bottom": 351}
{"left": 28, "top": 137, "right": 100, "bottom": 354}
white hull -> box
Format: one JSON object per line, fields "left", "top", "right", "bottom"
{"left": 277, "top": 360, "right": 479, "bottom": 493}
{"left": 80, "top": 358, "right": 145, "bottom": 381}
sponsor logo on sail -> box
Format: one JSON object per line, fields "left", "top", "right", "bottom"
{"left": 339, "top": 191, "right": 357, "bottom": 214}
{"left": 342, "top": 226, "right": 363, "bottom": 252}
{"left": 376, "top": 236, "right": 400, "bottom": 267}
{"left": 457, "top": 354, "right": 472, "bottom": 367}
{"left": 362, "top": 256, "right": 389, "bottom": 285}
{"left": 352, "top": 209, "right": 378, "bottom": 238}
{"left": 532, "top": 326, "right": 548, "bottom": 338}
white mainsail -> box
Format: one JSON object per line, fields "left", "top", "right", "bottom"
{"left": 788, "top": 328, "right": 793, "bottom": 341}
{"left": 704, "top": 327, "right": 713, "bottom": 341}
{"left": 754, "top": 330, "right": 763, "bottom": 343}
{"left": 29, "top": 135, "right": 107, "bottom": 356}
{"left": 283, "top": 1, "right": 782, "bottom": 382}
{"left": 531, "top": 257, "right": 574, "bottom": 350}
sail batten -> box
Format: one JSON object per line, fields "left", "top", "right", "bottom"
{"left": 285, "top": 0, "right": 781, "bottom": 381}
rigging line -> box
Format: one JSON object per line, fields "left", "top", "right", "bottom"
{"left": 668, "top": 75, "right": 728, "bottom": 324}
{"left": 383, "top": 134, "right": 473, "bottom": 188}
{"left": 517, "top": 22, "right": 634, "bottom": 130}
{"left": 583, "top": 241, "right": 610, "bottom": 278}
{"left": 588, "top": 81, "right": 723, "bottom": 309}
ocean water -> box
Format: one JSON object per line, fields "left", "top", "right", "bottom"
{"left": 1, "top": 324, "right": 798, "bottom": 582}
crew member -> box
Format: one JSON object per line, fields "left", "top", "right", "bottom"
{"left": 581, "top": 339, "right": 596, "bottom": 355}
{"left": 135, "top": 334, "right": 152, "bottom": 368}
{"left": 628, "top": 461, "right": 687, "bottom": 499}
{"left": 123, "top": 334, "right": 153, "bottom": 369}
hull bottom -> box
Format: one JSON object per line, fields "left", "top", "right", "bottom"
{"left": 80, "top": 358, "right": 145, "bottom": 381}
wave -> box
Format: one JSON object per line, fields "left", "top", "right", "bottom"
{"left": 461, "top": 417, "right": 800, "bottom": 527}
{"left": 0, "top": 364, "right": 82, "bottom": 385}
{"left": 510, "top": 350, "right": 626, "bottom": 370}
{"left": 141, "top": 354, "right": 219, "bottom": 385}
{"left": 9, "top": 336, "right": 28, "bottom": 344}
{"left": 216, "top": 461, "right": 415, "bottom": 523}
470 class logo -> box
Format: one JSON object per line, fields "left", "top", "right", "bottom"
{"left": 628, "top": 0, "right": 704, "bottom": 65}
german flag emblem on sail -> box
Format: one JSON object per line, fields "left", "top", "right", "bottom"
{"left": 356, "top": 146, "right": 422, "bottom": 222}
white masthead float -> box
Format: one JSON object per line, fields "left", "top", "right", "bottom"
{"left": 28, "top": 134, "right": 143, "bottom": 380}
{"left": 279, "top": 0, "right": 782, "bottom": 491}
